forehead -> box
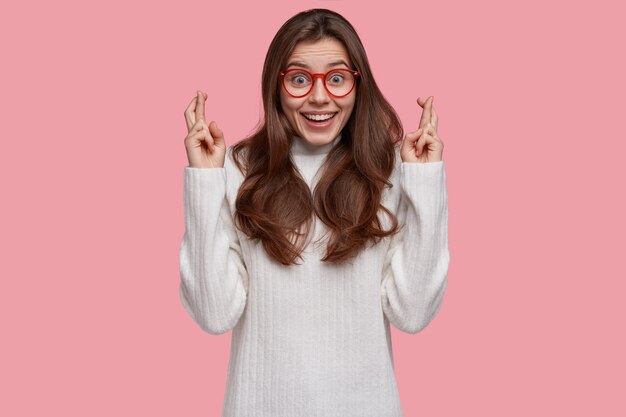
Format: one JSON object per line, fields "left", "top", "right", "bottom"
{"left": 286, "top": 38, "right": 351, "bottom": 69}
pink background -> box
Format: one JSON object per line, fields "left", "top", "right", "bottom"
{"left": 1, "top": 0, "right": 624, "bottom": 415}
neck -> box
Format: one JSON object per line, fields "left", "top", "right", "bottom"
{"left": 290, "top": 132, "right": 342, "bottom": 156}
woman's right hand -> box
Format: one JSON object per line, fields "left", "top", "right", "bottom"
{"left": 183, "top": 90, "right": 226, "bottom": 168}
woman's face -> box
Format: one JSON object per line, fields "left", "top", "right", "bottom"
{"left": 279, "top": 37, "right": 357, "bottom": 147}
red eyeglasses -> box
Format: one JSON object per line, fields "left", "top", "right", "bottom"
{"left": 279, "top": 68, "right": 360, "bottom": 98}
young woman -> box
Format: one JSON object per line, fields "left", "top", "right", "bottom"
{"left": 179, "top": 8, "right": 449, "bottom": 417}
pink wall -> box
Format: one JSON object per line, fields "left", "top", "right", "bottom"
{"left": 1, "top": 0, "right": 624, "bottom": 415}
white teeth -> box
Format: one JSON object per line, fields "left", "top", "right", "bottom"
{"left": 303, "top": 113, "right": 336, "bottom": 121}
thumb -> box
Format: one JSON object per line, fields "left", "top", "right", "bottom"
{"left": 209, "top": 121, "right": 225, "bottom": 145}
{"left": 403, "top": 128, "right": 422, "bottom": 146}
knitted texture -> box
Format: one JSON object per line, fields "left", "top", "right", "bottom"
{"left": 179, "top": 133, "right": 450, "bottom": 417}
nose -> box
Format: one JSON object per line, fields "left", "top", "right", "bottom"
{"left": 308, "top": 78, "right": 331, "bottom": 104}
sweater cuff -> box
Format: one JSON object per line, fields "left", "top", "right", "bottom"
{"left": 400, "top": 160, "right": 446, "bottom": 197}
{"left": 184, "top": 166, "right": 227, "bottom": 200}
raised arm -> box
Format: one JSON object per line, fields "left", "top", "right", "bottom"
{"left": 380, "top": 160, "right": 450, "bottom": 334}
{"left": 178, "top": 91, "right": 248, "bottom": 335}
{"left": 179, "top": 165, "right": 249, "bottom": 335}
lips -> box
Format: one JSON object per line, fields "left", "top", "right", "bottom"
{"left": 301, "top": 112, "right": 338, "bottom": 121}
{"left": 300, "top": 112, "right": 337, "bottom": 129}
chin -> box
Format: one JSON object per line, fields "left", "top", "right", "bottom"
{"left": 297, "top": 122, "right": 343, "bottom": 146}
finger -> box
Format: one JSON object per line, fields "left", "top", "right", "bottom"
{"left": 402, "top": 128, "right": 422, "bottom": 151}
{"left": 432, "top": 105, "right": 439, "bottom": 132}
{"left": 195, "top": 90, "right": 206, "bottom": 123}
{"left": 428, "top": 127, "right": 442, "bottom": 144}
{"left": 208, "top": 121, "right": 225, "bottom": 146}
{"left": 416, "top": 130, "right": 432, "bottom": 156}
{"left": 187, "top": 128, "right": 215, "bottom": 152}
{"left": 418, "top": 96, "right": 434, "bottom": 130}
{"left": 416, "top": 96, "right": 427, "bottom": 108}
{"left": 192, "top": 118, "right": 208, "bottom": 133}
{"left": 184, "top": 97, "right": 198, "bottom": 131}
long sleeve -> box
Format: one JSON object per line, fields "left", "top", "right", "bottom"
{"left": 380, "top": 160, "right": 450, "bottom": 334}
{"left": 178, "top": 166, "right": 249, "bottom": 335}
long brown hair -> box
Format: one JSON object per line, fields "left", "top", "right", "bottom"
{"left": 232, "top": 8, "right": 404, "bottom": 265}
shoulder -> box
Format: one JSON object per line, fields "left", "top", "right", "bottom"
{"left": 388, "top": 145, "right": 404, "bottom": 192}
{"left": 224, "top": 145, "right": 245, "bottom": 180}
{"left": 381, "top": 145, "right": 403, "bottom": 210}
{"left": 223, "top": 144, "right": 247, "bottom": 207}
{"left": 390, "top": 145, "right": 403, "bottom": 183}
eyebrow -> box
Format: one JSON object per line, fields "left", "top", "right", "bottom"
{"left": 286, "top": 60, "right": 351, "bottom": 70}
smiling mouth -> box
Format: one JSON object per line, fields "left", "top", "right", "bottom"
{"left": 301, "top": 112, "right": 338, "bottom": 122}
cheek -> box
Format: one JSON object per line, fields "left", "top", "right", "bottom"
{"left": 341, "top": 93, "right": 356, "bottom": 113}
{"left": 280, "top": 93, "right": 300, "bottom": 114}
{"left": 342, "top": 100, "right": 356, "bottom": 120}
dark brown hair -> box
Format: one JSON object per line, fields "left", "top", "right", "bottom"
{"left": 232, "top": 8, "right": 404, "bottom": 265}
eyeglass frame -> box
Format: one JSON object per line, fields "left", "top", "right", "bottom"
{"left": 278, "top": 67, "right": 360, "bottom": 98}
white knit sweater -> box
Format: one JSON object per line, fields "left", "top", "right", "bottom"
{"left": 179, "top": 132, "right": 450, "bottom": 417}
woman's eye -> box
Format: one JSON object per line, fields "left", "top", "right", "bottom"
{"left": 290, "top": 73, "right": 310, "bottom": 84}
{"left": 329, "top": 74, "right": 344, "bottom": 84}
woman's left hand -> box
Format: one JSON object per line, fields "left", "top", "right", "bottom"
{"left": 400, "top": 96, "right": 444, "bottom": 163}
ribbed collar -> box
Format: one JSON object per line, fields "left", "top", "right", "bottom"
{"left": 290, "top": 132, "right": 342, "bottom": 156}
